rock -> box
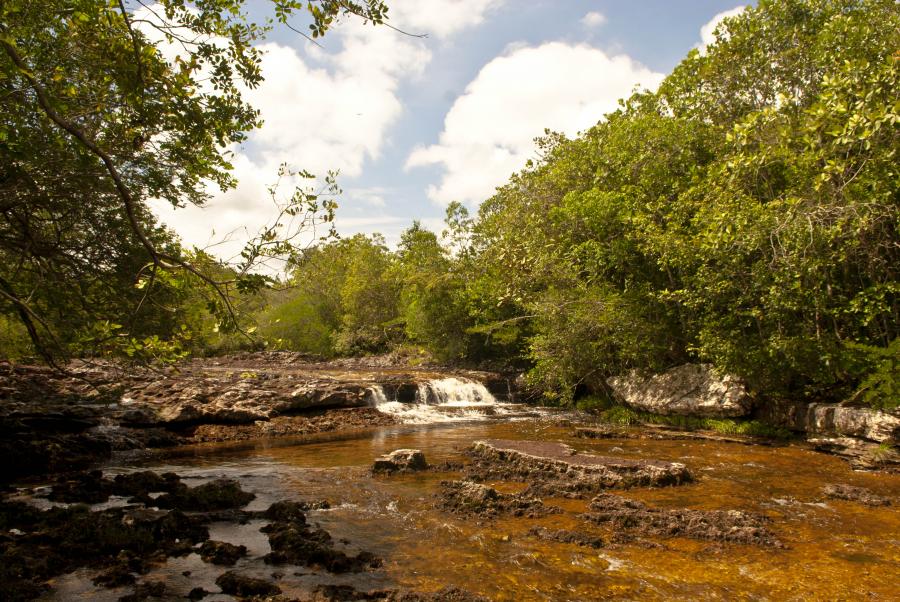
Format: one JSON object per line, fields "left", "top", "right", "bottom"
{"left": 821, "top": 484, "right": 892, "bottom": 506}
{"left": 215, "top": 571, "right": 281, "bottom": 597}
{"left": 373, "top": 449, "right": 428, "bottom": 474}
{"left": 0, "top": 500, "right": 209, "bottom": 601}
{"left": 199, "top": 540, "right": 247, "bottom": 565}
{"left": 153, "top": 479, "right": 255, "bottom": 511}
{"left": 607, "top": 364, "right": 752, "bottom": 417}
{"left": 583, "top": 493, "right": 781, "bottom": 547}
{"left": 807, "top": 437, "right": 900, "bottom": 472}
{"left": 466, "top": 439, "right": 691, "bottom": 497}
{"left": 759, "top": 399, "right": 899, "bottom": 444}
{"left": 527, "top": 527, "right": 604, "bottom": 548}
{"left": 187, "top": 587, "right": 210, "bottom": 600}
{"left": 261, "top": 506, "right": 381, "bottom": 573}
{"left": 118, "top": 580, "right": 165, "bottom": 602}
{"left": 805, "top": 404, "right": 900, "bottom": 443}
{"left": 310, "top": 584, "right": 489, "bottom": 602}
{"left": 437, "top": 480, "right": 560, "bottom": 519}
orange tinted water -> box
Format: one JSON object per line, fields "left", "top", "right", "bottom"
{"left": 46, "top": 419, "right": 900, "bottom": 601}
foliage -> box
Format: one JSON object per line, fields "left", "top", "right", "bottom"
{"left": 0, "top": 0, "right": 386, "bottom": 364}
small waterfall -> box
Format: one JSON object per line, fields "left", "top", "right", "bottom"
{"left": 369, "top": 377, "right": 520, "bottom": 424}
{"left": 366, "top": 386, "right": 389, "bottom": 407}
{"left": 415, "top": 377, "right": 495, "bottom": 405}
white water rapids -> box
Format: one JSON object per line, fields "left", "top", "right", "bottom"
{"left": 368, "top": 377, "right": 527, "bottom": 424}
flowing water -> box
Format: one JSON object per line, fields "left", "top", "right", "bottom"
{"left": 366, "top": 377, "right": 541, "bottom": 424}
{"left": 39, "top": 400, "right": 900, "bottom": 601}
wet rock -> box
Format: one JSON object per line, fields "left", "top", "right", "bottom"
{"left": 188, "top": 408, "right": 398, "bottom": 443}
{"left": 607, "top": 364, "right": 752, "bottom": 418}
{"left": 437, "top": 480, "right": 560, "bottom": 519}
{"left": 153, "top": 478, "right": 255, "bottom": 511}
{"left": 821, "top": 484, "right": 892, "bottom": 506}
{"left": 118, "top": 580, "right": 165, "bottom": 602}
{"left": 188, "top": 587, "right": 210, "bottom": 600}
{"left": 310, "top": 584, "right": 489, "bottom": 602}
{"left": 92, "top": 563, "right": 137, "bottom": 588}
{"left": 215, "top": 570, "right": 281, "bottom": 597}
{"left": 807, "top": 437, "right": 900, "bottom": 472}
{"left": 48, "top": 470, "right": 113, "bottom": 504}
{"left": 583, "top": 493, "right": 781, "bottom": 547}
{"left": 262, "top": 500, "right": 310, "bottom": 523}
{"left": 113, "top": 471, "right": 183, "bottom": 497}
{"left": 0, "top": 501, "right": 209, "bottom": 601}
{"left": 527, "top": 526, "right": 604, "bottom": 548}
{"left": 373, "top": 449, "right": 428, "bottom": 474}
{"left": 466, "top": 439, "right": 691, "bottom": 497}
{"left": 199, "top": 540, "right": 247, "bottom": 565}
{"left": 263, "top": 519, "right": 381, "bottom": 572}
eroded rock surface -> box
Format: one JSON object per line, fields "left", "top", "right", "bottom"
{"left": 807, "top": 437, "right": 900, "bottom": 472}
{"left": 607, "top": 364, "right": 752, "bottom": 417}
{"left": 373, "top": 449, "right": 428, "bottom": 474}
{"left": 583, "top": 493, "right": 781, "bottom": 547}
{"left": 527, "top": 526, "right": 604, "bottom": 549}
{"left": 466, "top": 439, "right": 691, "bottom": 497}
{"left": 821, "top": 484, "right": 892, "bottom": 507}
{"left": 437, "top": 480, "right": 559, "bottom": 519}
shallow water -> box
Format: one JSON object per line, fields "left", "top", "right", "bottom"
{"left": 44, "top": 419, "right": 900, "bottom": 601}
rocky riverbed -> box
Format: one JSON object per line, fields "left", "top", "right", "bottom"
{"left": 2, "top": 355, "right": 899, "bottom": 599}
{"left": 3, "top": 418, "right": 897, "bottom": 601}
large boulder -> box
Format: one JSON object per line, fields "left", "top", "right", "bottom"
{"left": 607, "top": 364, "right": 752, "bottom": 418}
{"left": 760, "top": 399, "right": 900, "bottom": 444}
{"left": 806, "top": 404, "right": 899, "bottom": 444}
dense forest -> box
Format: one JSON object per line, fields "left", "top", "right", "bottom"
{"left": 1, "top": 0, "right": 898, "bottom": 408}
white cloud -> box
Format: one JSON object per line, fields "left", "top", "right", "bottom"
{"left": 143, "top": 1, "right": 508, "bottom": 263}
{"left": 388, "top": 0, "right": 506, "bottom": 38}
{"left": 699, "top": 6, "right": 745, "bottom": 53}
{"left": 581, "top": 11, "right": 607, "bottom": 28}
{"left": 405, "top": 42, "right": 664, "bottom": 206}
{"left": 147, "top": 17, "right": 431, "bottom": 262}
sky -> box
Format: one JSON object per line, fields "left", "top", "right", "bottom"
{"left": 148, "top": 0, "right": 749, "bottom": 263}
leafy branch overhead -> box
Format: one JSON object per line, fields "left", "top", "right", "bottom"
{"left": 0, "top": 0, "right": 387, "bottom": 362}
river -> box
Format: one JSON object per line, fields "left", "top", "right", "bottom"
{"left": 41, "top": 400, "right": 900, "bottom": 601}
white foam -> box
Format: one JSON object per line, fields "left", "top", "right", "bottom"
{"left": 370, "top": 378, "right": 524, "bottom": 424}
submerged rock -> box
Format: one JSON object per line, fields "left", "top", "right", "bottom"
{"left": 311, "top": 584, "right": 489, "bottom": 601}
{"left": 607, "top": 364, "right": 752, "bottom": 417}
{"left": 373, "top": 449, "right": 428, "bottom": 474}
{"left": 583, "top": 493, "right": 781, "bottom": 547}
{"left": 466, "top": 439, "right": 691, "bottom": 497}
{"left": 437, "top": 480, "right": 560, "bottom": 519}
{"left": 527, "top": 526, "right": 604, "bottom": 549}
{"left": 215, "top": 570, "right": 281, "bottom": 597}
{"left": 821, "top": 484, "right": 892, "bottom": 507}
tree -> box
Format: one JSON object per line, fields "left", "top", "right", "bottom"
{"left": 0, "top": 0, "right": 388, "bottom": 363}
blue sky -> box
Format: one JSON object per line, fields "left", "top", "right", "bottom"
{"left": 149, "top": 1, "right": 749, "bottom": 263}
